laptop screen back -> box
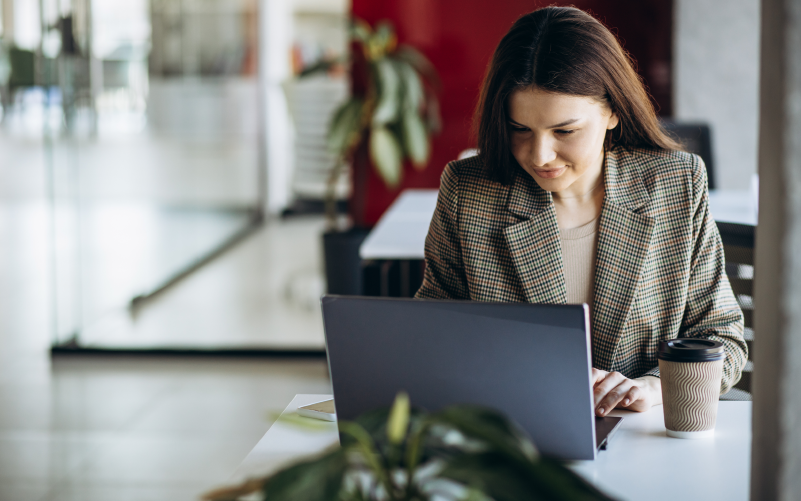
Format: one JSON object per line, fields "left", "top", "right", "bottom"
{"left": 321, "top": 296, "right": 597, "bottom": 460}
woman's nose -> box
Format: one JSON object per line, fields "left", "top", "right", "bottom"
{"left": 531, "top": 136, "right": 557, "bottom": 167}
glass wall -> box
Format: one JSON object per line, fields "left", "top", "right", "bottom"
{"left": 25, "top": 0, "right": 264, "bottom": 348}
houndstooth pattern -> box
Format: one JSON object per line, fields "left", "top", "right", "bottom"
{"left": 415, "top": 146, "right": 747, "bottom": 394}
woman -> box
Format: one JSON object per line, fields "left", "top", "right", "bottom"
{"left": 415, "top": 7, "right": 747, "bottom": 417}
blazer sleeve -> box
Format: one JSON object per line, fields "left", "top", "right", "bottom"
{"left": 415, "top": 163, "right": 470, "bottom": 300}
{"left": 644, "top": 156, "right": 748, "bottom": 394}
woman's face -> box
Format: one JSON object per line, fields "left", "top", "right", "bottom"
{"left": 508, "top": 87, "right": 619, "bottom": 196}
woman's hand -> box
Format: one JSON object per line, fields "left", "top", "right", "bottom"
{"left": 591, "top": 369, "right": 662, "bottom": 416}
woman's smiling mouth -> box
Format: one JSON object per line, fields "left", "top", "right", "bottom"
{"left": 532, "top": 166, "right": 567, "bottom": 179}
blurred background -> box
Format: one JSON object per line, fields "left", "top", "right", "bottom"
{"left": 0, "top": 0, "right": 759, "bottom": 498}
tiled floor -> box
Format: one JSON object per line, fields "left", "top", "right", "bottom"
{"left": 0, "top": 202, "right": 332, "bottom": 500}
{"left": 78, "top": 215, "right": 328, "bottom": 350}
{"left": 0, "top": 85, "right": 335, "bottom": 500}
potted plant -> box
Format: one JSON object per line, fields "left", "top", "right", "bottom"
{"left": 203, "top": 393, "right": 615, "bottom": 501}
{"left": 322, "top": 19, "right": 441, "bottom": 295}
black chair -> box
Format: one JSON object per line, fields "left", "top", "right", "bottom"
{"left": 661, "top": 121, "right": 716, "bottom": 190}
{"left": 717, "top": 222, "right": 755, "bottom": 401}
{"left": 8, "top": 47, "right": 35, "bottom": 89}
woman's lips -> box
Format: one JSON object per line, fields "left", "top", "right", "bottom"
{"left": 532, "top": 166, "right": 567, "bottom": 179}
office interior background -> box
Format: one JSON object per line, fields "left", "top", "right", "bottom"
{"left": 0, "top": 0, "right": 766, "bottom": 499}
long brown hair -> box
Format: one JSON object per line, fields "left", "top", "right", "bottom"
{"left": 474, "top": 6, "right": 681, "bottom": 185}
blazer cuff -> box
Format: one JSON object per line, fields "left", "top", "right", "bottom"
{"left": 644, "top": 367, "right": 660, "bottom": 378}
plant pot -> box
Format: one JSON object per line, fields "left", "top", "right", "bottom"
{"left": 323, "top": 228, "right": 370, "bottom": 295}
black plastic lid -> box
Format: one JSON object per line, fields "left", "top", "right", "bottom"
{"left": 657, "top": 339, "right": 726, "bottom": 362}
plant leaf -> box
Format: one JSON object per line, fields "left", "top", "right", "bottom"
{"left": 387, "top": 392, "right": 410, "bottom": 444}
{"left": 425, "top": 91, "right": 443, "bottom": 134}
{"left": 372, "top": 21, "right": 396, "bottom": 53}
{"left": 401, "top": 108, "right": 430, "bottom": 168}
{"left": 351, "top": 19, "right": 372, "bottom": 43}
{"left": 441, "top": 452, "right": 616, "bottom": 501}
{"left": 338, "top": 421, "right": 397, "bottom": 498}
{"left": 369, "top": 126, "right": 403, "bottom": 188}
{"left": 433, "top": 406, "right": 538, "bottom": 463}
{"left": 345, "top": 407, "right": 391, "bottom": 444}
{"left": 260, "top": 447, "right": 348, "bottom": 501}
{"left": 372, "top": 59, "right": 401, "bottom": 125}
{"left": 440, "top": 452, "right": 536, "bottom": 501}
{"left": 395, "top": 59, "right": 423, "bottom": 112}
{"left": 395, "top": 45, "right": 441, "bottom": 90}
{"left": 271, "top": 411, "right": 337, "bottom": 432}
{"left": 459, "top": 486, "right": 494, "bottom": 501}
{"left": 364, "top": 21, "right": 396, "bottom": 60}
{"left": 327, "top": 97, "right": 364, "bottom": 156}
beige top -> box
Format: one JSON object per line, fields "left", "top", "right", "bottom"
{"left": 560, "top": 217, "right": 600, "bottom": 306}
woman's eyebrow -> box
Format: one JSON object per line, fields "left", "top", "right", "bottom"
{"left": 548, "top": 118, "right": 579, "bottom": 128}
{"left": 507, "top": 118, "right": 580, "bottom": 128}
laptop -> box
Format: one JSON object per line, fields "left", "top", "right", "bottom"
{"left": 321, "top": 295, "right": 623, "bottom": 460}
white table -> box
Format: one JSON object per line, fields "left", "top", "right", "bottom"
{"left": 360, "top": 189, "right": 439, "bottom": 260}
{"left": 230, "top": 394, "right": 339, "bottom": 483}
{"left": 359, "top": 189, "right": 757, "bottom": 261}
{"left": 709, "top": 190, "right": 758, "bottom": 226}
{"left": 232, "top": 394, "right": 751, "bottom": 501}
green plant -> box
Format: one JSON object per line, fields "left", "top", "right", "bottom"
{"left": 203, "top": 393, "right": 616, "bottom": 501}
{"left": 323, "top": 20, "right": 441, "bottom": 228}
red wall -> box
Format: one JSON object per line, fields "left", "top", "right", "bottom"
{"left": 351, "top": 0, "right": 673, "bottom": 227}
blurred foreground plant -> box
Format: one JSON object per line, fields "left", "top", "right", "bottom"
{"left": 202, "top": 393, "right": 615, "bottom": 501}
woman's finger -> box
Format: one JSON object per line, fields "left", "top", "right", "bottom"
{"left": 593, "top": 371, "right": 626, "bottom": 407}
{"left": 591, "top": 368, "right": 608, "bottom": 386}
{"left": 624, "top": 384, "right": 653, "bottom": 412}
{"left": 597, "top": 378, "right": 635, "bottom": 416}
{"left": 620, "top": 385, "right": 642, "bottom": 407}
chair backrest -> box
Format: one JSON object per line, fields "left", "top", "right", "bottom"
{"left": 717, "top": 221, "right": 754, "bottom": 396}
{"left": 661, "top": 121, "right": 716, "bottom": 190}
{"left": 8, "top": 47, "right": 35, "bottom": 89}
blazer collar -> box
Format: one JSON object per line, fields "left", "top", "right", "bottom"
{"left": 504, "top": 168, "right": 565, "bottom": 305}
{"left": 592, "top": 147, "right": 655, "bottom": 370}
{"left": 506, "top": 169, "right": 552, "bottom": 220}
{"left": 603, "top": 146, "right": 651, "bottom": 212}
{"left": 503, "top": 148, "right": 656, "bottom": 371}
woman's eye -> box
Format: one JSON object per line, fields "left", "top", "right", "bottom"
{"left": 508, "top": 124, "right": 530, "bottom": 132}
{"left": 555, "top": 129, "right": 576, "bottom": 135}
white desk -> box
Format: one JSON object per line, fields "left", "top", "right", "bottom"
{"left": 360, "top": 189, "right": 439, "bottom": 260}
{"left": 571, "top": 401, "right": 751, "bottom": 500}
{"left": 359, "top": 189, "right": 757, "bottom": 261}
{"left": 232, "top": 395, "right": 751, "bottom": 501}
{"left": 230, "top": 394, "right": 339, "bottom": 483}
{"left": 709, "top": 190, "right": 758, "bottom": 226}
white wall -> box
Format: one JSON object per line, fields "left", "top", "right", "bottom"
{"left": 12, "top": 0, "right": 40, "bottom": 49}
{"left": 260, "top": 0, "right": 294, "bottom": 214}
{"left": 674, "top": 0, "right": 760, "bottom": 190}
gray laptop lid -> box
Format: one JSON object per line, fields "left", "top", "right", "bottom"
{"left": 321, "top": 295, "right": 598, "bottom": 460}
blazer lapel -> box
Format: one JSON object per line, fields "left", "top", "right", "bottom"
{"left": 503, "top": 173, "right": 567, "bottom": 304}
{"left": 592, "top": 148, "right": 655, "bottom": 370}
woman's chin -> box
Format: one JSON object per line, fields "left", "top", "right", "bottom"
{"left": 528, "top": 173, "right": 571, "bottom": 193}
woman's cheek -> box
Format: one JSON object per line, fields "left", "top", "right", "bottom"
{"left": 561, "top": 143, "right": 593, "bottom": 173}
{"left": 510, "top": 140, "right": 530, "bottom": 167}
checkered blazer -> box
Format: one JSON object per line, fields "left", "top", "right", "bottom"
{"left": 415, "top": 146, "right": 747, "bottom": 393}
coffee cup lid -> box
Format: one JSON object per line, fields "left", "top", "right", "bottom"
{"left": 658, "top": 339, "right": 726, "bottom": 362}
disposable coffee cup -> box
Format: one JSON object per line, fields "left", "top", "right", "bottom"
{"left": 658, "top": 339, "right": 725, "bottom": 439}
